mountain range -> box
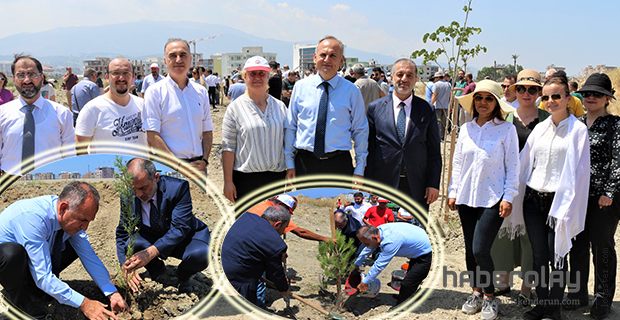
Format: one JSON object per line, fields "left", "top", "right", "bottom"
{"left": 0, "top": 21, "right": 398, "bottom": 70}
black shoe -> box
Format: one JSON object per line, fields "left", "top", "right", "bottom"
{"left": 590, "top": 295, "right": 611, "bottom": 319}
{"left": 524, "top": 305, "right": 546, "bottom": 320}
{"left": 494, "top": 286, "right": 511, "bottom": 296}
{"left": 542, "top": 307, "right": 563, "bottom": 320}
{"left": 178, "top": 279, "right": 193, "bottom": 293}
{"left": 563, "top": 294, "right": 588, "bottom": 310}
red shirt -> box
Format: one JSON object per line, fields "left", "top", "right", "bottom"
{"left": 363, "top": 206, "right": 394, "bottom": 227}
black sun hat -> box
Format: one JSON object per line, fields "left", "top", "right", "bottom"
{"left": 576, "top": 73, "right": 615, "bottom": 98}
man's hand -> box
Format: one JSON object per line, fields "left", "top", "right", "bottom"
{"left": 189, "top": 159, "right": 207, "bottom": 174}
{"left": 223, "top": 181, "right": 237, "bottom": 203}
{"left": 125, "top": 270, "right": 143, "bottom": 293}
{"left": 123, "top": 246, "right": 159, "bottom": 274}
{"left": 447, "top": 198, "right": 457, "bottom": 211}
{"left": 425, "top": 187, "right": 439, "bottom": 204}
{"left": 80, "top": 297, "right": 118, "bottom": 320}
{"left": 286, "top": 169, "right": 296, "bottom": 180}
{"left": 108, "top": 292, "right": 127, "bottom": 313}
{"left": 499, "top": 200, "right": 512, "bottom": 218}
{"left": 357, "top": 282, "right": 369, "bottom": 293}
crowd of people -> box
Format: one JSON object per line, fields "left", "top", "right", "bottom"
{"left": 0, "top": 33, "right": 618, "bottom": 320}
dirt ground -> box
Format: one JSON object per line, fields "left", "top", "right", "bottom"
{"left": 1, "top": 97, "right": 619, "bottom": 320}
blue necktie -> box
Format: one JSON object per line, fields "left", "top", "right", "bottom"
{"left": 22, "top": 104, "right": 36, "bottom": 172}
{"left": 51, "top": 229, "right": 65, "bottom": 274}
{"left": 396, "top": 102, "right": 406, "bottom": 143}
{"left": 149, "top": 199, "right": 161, "bottom": 232}
{"left": 314, "top": 82, "right": 329, "bottom": 158}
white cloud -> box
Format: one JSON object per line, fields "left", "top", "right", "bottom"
{"left": 331, "top": 3, "right": 350, "bottom": 11}
{"left": 276, "top": 2, "right": 289, "bottom": 8}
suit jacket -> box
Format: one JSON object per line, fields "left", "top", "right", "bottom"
{"left": 365, "top": 94, "right": 441, "bottom": 207}
{"left": 116, "top": 175, "right": 207, "bottom": 262}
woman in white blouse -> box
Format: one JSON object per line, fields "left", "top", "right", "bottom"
{"left": 448, "top": 80, "right": 519, "bottom": 320}
{"left": 514, "top": 74, "right": 590, "bottom": 320}
{"left": 221, "top": 56, "right": 287, "bottom": 202}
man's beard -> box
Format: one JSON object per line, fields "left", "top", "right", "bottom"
{"left": 17, "top": 83, "right": 41, "bottom": 99}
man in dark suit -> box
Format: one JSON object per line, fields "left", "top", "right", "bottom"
{"left": 221, "top": 205, "right": 290, "bottom": 305}
{"left": 116, "top": 158, "right": 210, "bottom": 293}
{"left": 365, "top": 58, "right": 442, "bottom": 225}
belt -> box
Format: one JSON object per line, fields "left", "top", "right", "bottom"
{"left": 525, "top": 186, "right": 555, "bottom": 201}
{"left": 297, "top": 149, "right": 349, "bottom": 160}
{"left": 181, "top": 155, "right": 205, "bottom": 163}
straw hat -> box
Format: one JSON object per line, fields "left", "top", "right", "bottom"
{"left": 456, "top": 79, "right": 516, "bottom": 115}
{"left": 509, "top": 69, "right": 542, "bottom": 90}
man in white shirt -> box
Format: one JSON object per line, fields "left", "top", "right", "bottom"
{"left": 143, "top": 38, "right": 213, "bottom": 174}
{"left": 204, "top": 69, "right": 218, "bottom": 109}
{"left": 344, "top": 192, "right": 372, "bottom": 225}
{"left": 75, "top": 58, "right": 147, "bottom": 154}
{"left": 140, "top": 63, "right": 163, "bottom": 97}
{"left": 0, "top": 54, "right": 74, "bottom": 178}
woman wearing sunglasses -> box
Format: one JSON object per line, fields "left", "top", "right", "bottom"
{"left": 0, "top": 72, "right": 14, "bottom": 105}
{"left": 448, "top": 80, "right": 519, "bottom": 320}
{"left": 221, "top": 56, "right": 287, "bottom": 203}
{"left": 565, "top": 73, "right": 619, "bottom": 320}
{"left": 514, "top": 74, "right": 590, "bottom": 320}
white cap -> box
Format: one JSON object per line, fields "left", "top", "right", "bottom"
{"left": 275, "top": 194, "right": 297, "bottom": 212}
{"left": 243, "top": 56, "right": 270, "bottom": 72}
{"left": 150, "top": 63, "right": 159, "bottom": 69}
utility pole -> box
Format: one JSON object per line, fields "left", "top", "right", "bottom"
{"left": 189, "top": 34, "right": 220, "bottom": 68}
{"left": 512, "top": 54, "right": 519, "bottom": 73}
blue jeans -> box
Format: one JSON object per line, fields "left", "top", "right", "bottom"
{"left": 458, "top": 200, "right": 504, "bottom": 294}
{"left": 523, "top": 186, "right": 567, "bottom": 312}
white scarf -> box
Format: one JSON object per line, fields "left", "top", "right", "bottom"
{"left": 499, "top": 114, "right": 590, "bottom": 269}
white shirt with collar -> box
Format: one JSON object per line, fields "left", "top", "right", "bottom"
{"left": 526, "top": 116, "right": 571, "bottom": 192}
{"left": 392, "top": 92, "right": 413, "bottom": 137}
{"left": 205, "top": 74, "right": 218, "bottom": 87}
{"left": 143, "top": 76, "right": 214, "bottom": 159}
{"left": 0, "top": 96, "right": 75, "bottom": 174}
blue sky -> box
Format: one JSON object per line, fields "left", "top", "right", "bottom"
{"left": 31, "top": 154, "right": 173, "bottom": 175}
{"left": 0, "top": 0, "right": 616, "bottom": 75}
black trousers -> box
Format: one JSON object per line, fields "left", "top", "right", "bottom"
{"left": 398, "top": 252, "right": 432, "bottom": 303}
{"left": 568, "top": 195, "right": 620, "bottom": 307}
{"left": 232, "top": 170, "right": 286, "bottom": 200}
{"left": 0, "top": 241, "right": 78, "bottom": 317}
{"left": 294, "top": 149, "right": 353, "bottom": 176}
{"left": 133, "top": 226, "right": 210, "bottom": 281}
{"left": 208, "top": 86, "right": 217, "bottom": 107}
{"left": 457, "top": 201, "right": 504, "bottom": 294}
{"left": 398, "top": 175, "right": 429, "bottom": 227}
{"left": 523, "top": 186, "right": 567, "bottom": 312}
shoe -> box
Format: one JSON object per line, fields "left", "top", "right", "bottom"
{"left": 462, "top": 292, "right": 483, "bottom": 315}
{"left": 494, "top": 287, "right": 511, "bottom": 296}
{"left": 517, "top": 293, "right": 532, "bottom": 307}
{"left": 542, "top": 307, "right": 562, "bottom": 320}
{"left": 563, "top": 294, "right": 588, "bottom": 310}
{"left": 178, "top": 279, "right": 193, "bottom": 293}
{"left": 590, "top": 294, "right": 611, "bottom": 319}
{"left": 481, "top": 298, "right": 499, "bottom": 320}
{"left": 523, "top": 305, "right": 546, "bottom": 320}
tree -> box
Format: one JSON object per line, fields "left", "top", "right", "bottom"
{"left": 316, "top": 230, "right": 357, "bottom": 309}
{"left": 477, "top": 65, "right": 524, "bottom": 81}
{"left": 410, "top": 0, "right": 487, "bottom": 221}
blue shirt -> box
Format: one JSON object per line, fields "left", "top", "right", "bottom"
{"left": 227, "top": 83, "right": 246, "bottom": 102}
{"left": 71, "top": 79, "right": 100, "bottom": 114}
{"left": 354, "top": 222, "right": 432, "bottom": 284}
{"left": 0, "top": 195, "right": 117, "bottom": 308}
{"left": 285, "top": 74, "right": 368, "bottom": 175}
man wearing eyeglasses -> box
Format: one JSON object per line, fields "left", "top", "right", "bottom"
{"left": 143, "top": 38, "right": 213, "bottom": 174}
{"left": 501, "top": 75, "right": 520, "bottom": 108}
{"left": 75, "top": 58, "right": 147, "bottom": 155}
{"left": 0, "top": 54, "right": 74, "bottom": 179}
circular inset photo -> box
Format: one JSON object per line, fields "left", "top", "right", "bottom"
{"left": 215, "top": 182, "right": 444, "bottom": 320}
{"left": 0, "top": 154, "right": 227, "bottom": 319}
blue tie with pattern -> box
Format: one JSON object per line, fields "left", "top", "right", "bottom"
{"left": 314, "top": 81, "right": 329, "bottom": 157}
{"left": 397, "top": 102, "right": 406, "bottom": 143}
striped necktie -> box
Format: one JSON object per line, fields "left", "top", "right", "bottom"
{"left": 22, "top": 104, "right": 36, "bottom": 172}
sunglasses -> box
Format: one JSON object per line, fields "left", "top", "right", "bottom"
{"left": 473, "top": 95, "right": 495, "bottom": 103}
{"left": 517, "top": 76, "right": 541, "bottom": 84}
{"left": 501, "top": 84, "right": 511, "bottom": 89}
{"left": 540, "top": 94, "right": 564, "bottom": 102}
{"left": 515, "top": 85, "right": 539, "bottom": 95}
{"left": 582, "top": 91, "right": 605, "bottom": 98}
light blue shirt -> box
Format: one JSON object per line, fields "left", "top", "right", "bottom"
{"left": 354, "top": 222, "right": 432, "bottom": 284}
{"left": 0, "top": 196, "right": 117, "bottom": 308}
{"left": 71, "top": 79, "right": 101, "bottom": 114}
{"left": 285, "top": 74, "right": 368, "bottom": 175}
{"left": 227, "top": 83, "right": 246, "bottom": 102}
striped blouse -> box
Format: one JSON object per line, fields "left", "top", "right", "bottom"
{"left": 222, "top": 94, "right": 287, "bottom": 172}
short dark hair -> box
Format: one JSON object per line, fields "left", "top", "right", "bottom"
{"left": 372, "top": 67, "right": 383, "bottom": 73}
{"left": 11, "top": 54, "right": 43, "bottom": 75}
{"left": 0, "top": 72, "right": 7, "bottom": 89}
{"left": 59, "top": 181, "right": 100, "bottom": 210}
{"left": 126, "top": 158, "right": 157, "bottom": 179}
{"left": 504, "top": 74, "right": 517, "bottom": 83}
{"left": 353, "top": 192, "right": 364, "bottom": 198}
{"left": 569, "top": 81, "right": 579, "bottom": 91}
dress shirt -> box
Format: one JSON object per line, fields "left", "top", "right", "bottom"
{"left": 143, "top": 76, "right": 214, "bottom": 159}
{"left": 227, "top": 83, "right": 246, "bottom": 102}
{"left": 139, "top": 192, "right": 158, "bottom": 228}
{"left": 448, "top": 118, "right": 520, "bottom": 206}
{"left": 71, "top": 79, "right": 100, "bottom": 114}
{"left": 0, "top": 196, "right": 117, "bottom": 308}
{"left": 354, "top": 223, "right": 432, "bottom": 284}
{"left": 431, "top": 80, "right": 451, "bottom": 109}
{"left": 221, "top": 94, "right": 287, "bottom": 172}
{"left": 392, "top": 93, "right": 412, "bottom": 136}
{"left": 284, "top": 74, "right": 368, "bottom": 175}
{"left": 344, "top": 202, "right": 371, "bottom": 225}
{"left": 141, "top": 73, "right": 163, "bottom": 94}
{"left": 527, "top": 117, "right": 570, "bottom": 193}
{"left": 0, "top": 96, "right": 75, "bottom": 175}
{"left": 205, "top": 75, "right": 218, "bottom": 87}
